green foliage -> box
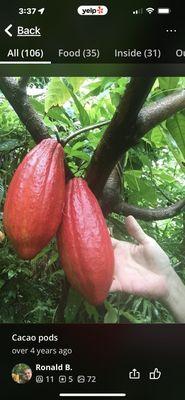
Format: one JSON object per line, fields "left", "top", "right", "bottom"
{"left": 0, "top": 139, "right": 22, "bottom": 152}
{"left": 158, "top": 77, "right": 179, "bottom": 91}
{"left": 0, "top": 180, "right": 4, "bottom": 205}
{"left": 166, "top": 113, "right": 185, "bottom": 159}
{"left": 0, "top": 76, "right": 184, "bottom": 324}
{"left": 64, "top": 288, "right": 83, "bottom": 323}
{"left": 45, "top": 78, "right": 70, "bottom": 112}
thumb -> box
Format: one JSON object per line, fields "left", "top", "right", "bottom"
{"left": 111, "top": 237, "right": 120, "bottom": 249}
{"left": 125, "top": 215, "right": 150, "bottom": 244}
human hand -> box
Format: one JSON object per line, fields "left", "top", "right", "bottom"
{"left": 110, "top": 215, "right": 172, "bottom": 299}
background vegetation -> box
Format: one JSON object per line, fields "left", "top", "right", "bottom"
{"left": 0, "top": 76, "right": 184, "bottom": 323}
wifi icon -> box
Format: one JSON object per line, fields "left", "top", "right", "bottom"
{"left": 146, "top": 7, "right": 155, "bottom": 14}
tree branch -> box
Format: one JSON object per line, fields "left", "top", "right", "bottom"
{"left": 136, "top": 89, "right": 185, "bottom": 137}
{"left": 113, "top": 198, "right": 185, "bottom": 221}
{"left": 64, "top": 120, "right": 110, "bottom": 145}
{"left": 64, "top": 89, "right": 185, "bottom": 150}
{"left": 86, "top": 83, "right": 185, "bottom": 201}
{"left": 0, "top": 77, "right": 49, "bottom": 143}
{"left": 18, "top": 76, "right": 30, "bottom": 91}
{"left": 86, "top": 77, "right": 156, "bottom": 198}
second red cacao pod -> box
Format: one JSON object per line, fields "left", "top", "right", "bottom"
{"left": 57, "top": 177, "right": 114, "bottom": 305}
{"left": 3, "top": 138, "right": 65, "bottom": 259}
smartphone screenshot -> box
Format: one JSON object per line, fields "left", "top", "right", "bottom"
{"left": 0, "top": 1, "right": 185, "bottom": 399}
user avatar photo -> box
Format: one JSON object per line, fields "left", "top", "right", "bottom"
{"left": 12, "top": 363, "right": 32, "bottom": 384}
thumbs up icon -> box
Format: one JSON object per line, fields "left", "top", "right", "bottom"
{"left": 149, "top": 368, "right": 161, "bottom": 380}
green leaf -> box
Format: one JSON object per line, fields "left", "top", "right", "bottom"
{"left": 69, "top": 150, "right": 90, "bottom": 161}
{"left": 84, "top": 79, "right": 104, "bottom": 98}
{"left": 104, "top": 302, "right": 118, "bottom": 323}
{"left": 47, "top": 107, "right": 72, "bottom": 126}
{"left": 0, "top": 139, "right": 20, "bottom": 152}
{"left": 48, "top": 252, "right": 59, "bottom": 266}
{"left": 43, "top": 115, "right": 57, "bottom": 128}
{"left": 133, "top": 298, "right": 143, "bottom": 312}
{"left": 124, "top": 170, "right": 142, "bottom": 191}
{"left": 152, "top": 169, "right": 176, "bottom": 183}
{"left": 84, "top": 302, "right": 99, "bottom": 322}
{"left": 151, "top": 127, "right": 166, "bottom": 148}
{"left": 68, "top": 88, "right": 90, "bottom": 126}
{"left": 110, "top": 92, "right": 121, "bottom": 108}
{"left": 72, "top": 141, "right": 85, "bottom": 150}
{"left": 84, "top": 77, "right": 117, "bottom": 98}
{"left": 45, "top": 77, "right": 88, "bottom": 117}
{"left": 125, "top": 171, "right": 157, "bottom": 206}
{"left": 31, "top": 245, "right": 51, "bottom": 263}
{"left": 65, "top": 144, "right": 91, "bottom": 163}
{"left": 119, "top": 310, "right": 142, "bottom": 323}
{"left": 137, "top": 153, "right": 152, "bottom": 168}
{"left": 87, "top": 131, "right": 102, "bottom": 147}
{"left": 137, "top": 180, "right": 157, "bottom": 205}
{"left": 8, "top": 270, "right": 17, "bottom": 279}
{"left": 30, "top": 98, "right": 45, "bottom": 115}
{"left": 45, "top": 78, "right": 70, "bottom": 113}
{"left": 67, "top": 77, "right": 86, "bottom": 92}
{"left": 64, "top": 288, "right": 83, "bottom": 323}
{"left": 159, "top": 77, "right": 179, "bottom": 91}
{"left": 166, "top": 113, "right": 185, "bottom": 159}
{"left": 164, "top": 132, "right": 185, "bottom": 171}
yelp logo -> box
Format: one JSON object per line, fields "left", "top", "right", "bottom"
{"left": 77, "top": 5, "right": 108, "bottom": 16}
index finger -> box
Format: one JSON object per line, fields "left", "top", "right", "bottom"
{"left": 125, "top": 215, "right": 150, "bottom": 245}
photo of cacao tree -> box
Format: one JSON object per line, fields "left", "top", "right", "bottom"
{"left": 0, "top": 76, "right": 184, "bottom": 323}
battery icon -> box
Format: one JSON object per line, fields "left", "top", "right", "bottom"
{"left": 158, "top": 8, "right": 171, "bottom": 14}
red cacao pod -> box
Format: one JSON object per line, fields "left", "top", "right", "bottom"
{"left": 3, "top": 138, "right": 65, "bottom": 259}
{"left": 57, "top": 178, "right": 114, "bottom": 305}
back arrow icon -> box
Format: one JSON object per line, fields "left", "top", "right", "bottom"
{"left": 5, "top": 24, "right": 13, "bottom": 37}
